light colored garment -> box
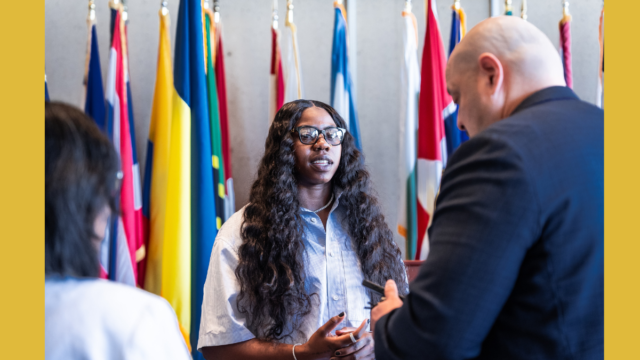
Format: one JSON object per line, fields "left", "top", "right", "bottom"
{"left": 45, "top": 277, "right": 191, "bottom": 360}
{"left": 197, "top": 195, "right": 371, "bottom": 349}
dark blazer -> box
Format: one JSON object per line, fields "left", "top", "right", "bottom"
{"left": 375, "top": 87, "right": 603, "bottom": 360}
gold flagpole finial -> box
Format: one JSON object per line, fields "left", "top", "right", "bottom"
{"left": 161, "top": 1, "right": 169, "bottom": 14}
{"left": 453, "top": 0, "right": 461, "bottom": 11}
{"left": 213, "top": 0, "right": 221, "bottom": 23}
{"left": 521, "top": 0, "right": 527, "bottom": 20}
{"left": 562, "top": 0, "right": 570, "bottom": 17}
{"left": 286, "top": 0, "right": 294, "bottom": 26}
{"left": 505, "top": 0, "right": 513, "bottom": 15}
{"left": 272, "top": 0, "right": 279, "bottom": 30}
{"left": 404, "top": 0, "right": 413, "bottom": 12}
{"left": 88, "top": 0, "right": 96, "bottom": 21}
{"left": 122, "top": 0, "right": 129, "bottom": 22}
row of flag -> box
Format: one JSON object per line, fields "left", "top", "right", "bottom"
{"left": 46, "top": 1, "right": 236, "bottom": 358}
{"left": 396, "top": 0, "right": 605, "bottom": 261}
{"left": 43, "top": 1, "right": 605, "bottom": 354}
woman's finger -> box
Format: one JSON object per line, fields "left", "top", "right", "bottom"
{"left": 332, "top": 333, "right": 373, "bottom": 357}
{"left": 318, "top": 312, "right": 346, "bottom": 336}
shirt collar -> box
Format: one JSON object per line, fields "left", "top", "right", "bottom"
{"left": 511, "top": 86, "right": 579, "bottom": 116}
{"left": 300, "top": 189, "right": 343, "bottom": 214}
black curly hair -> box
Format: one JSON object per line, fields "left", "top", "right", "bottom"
{"left": 236, "top": 99, "right": 408, "bottom": 341}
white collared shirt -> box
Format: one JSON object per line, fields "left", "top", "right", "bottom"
{"left": 197, "top": 195, "right": 370, "bottom": 349}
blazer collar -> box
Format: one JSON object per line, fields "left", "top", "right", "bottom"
{"left": 511, "top": 86, "right": 579, "bottom": 116}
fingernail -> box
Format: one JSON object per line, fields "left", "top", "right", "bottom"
{"left": 335, "top": 351, "right": 341, "bottom": 356}
{"left": 338, "top": 311, "right": 345, "bottom": 317}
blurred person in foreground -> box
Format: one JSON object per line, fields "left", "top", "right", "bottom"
{"left": 372, "top": 16, "right": 603, "bottom": 360}
{"left": 199, "top": 100, "right": 408, "bottom": 360}
{"left": 45, "top": 102, "right": 190, "bottom": 359}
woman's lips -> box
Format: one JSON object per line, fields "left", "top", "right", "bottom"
{"left": 310, "top": 159, "right": 333, "bottom": 171}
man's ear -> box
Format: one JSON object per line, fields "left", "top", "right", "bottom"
{"left": 478, "top": 53, "right": 503, "bottom": 95}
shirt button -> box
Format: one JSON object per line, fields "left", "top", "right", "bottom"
{"left": 332, "top": 295, "right": 339, "bottom": 301}
{"left": 310, "top": 218, "right": 317, "bottom": 224}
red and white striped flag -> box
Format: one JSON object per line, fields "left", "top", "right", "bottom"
{"left": 104, "top": 8, "right": 143, "bottom": 285}
{"left": 415, "top": 0, "right": 452, "bottom": 260}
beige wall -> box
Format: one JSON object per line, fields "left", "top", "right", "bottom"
{"left": 46, "top": 0, "right": 603, "bottom": 256}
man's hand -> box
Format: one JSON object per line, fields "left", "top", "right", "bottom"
{"left": 371, "top": 280, "right": 403, "bottom": 329}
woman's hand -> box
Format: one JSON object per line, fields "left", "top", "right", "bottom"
{"left": 296, "top": 313, "right": 369, "bottom": 360}
{"left": 331, "top": 320, "right": 374, "bottom": 360}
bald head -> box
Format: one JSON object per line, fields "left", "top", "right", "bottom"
{"left": 446, "top": 16, "right": 566, "bottom": 137}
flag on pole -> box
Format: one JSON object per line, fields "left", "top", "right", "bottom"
{"left": 84, "top": 1, "right": 106, "bottom": 131}
{"left": 214, "top": 17, "right": 235, "bottom": 221}
{"left": 415, "top": 0, "right": 452, "bottom": 261}
{"left": 559, "top": 1, "right": 573, "bottom": 88}
{"left": 397, "top": 5, "right": 420, "bottom": 259}
{"left": 142, "top": 4, "right": 173, "bottom": 297}
{"left": 597, "top": 8, "right": 604, "bottom": 108}
{"left": 283, "top": 0, "right": 304, "bottom": 103}
{"left": 444, "top": 1, "right": 468, "bottom": 158}
{"left": 331, "top": 1, "right": 362, "bottom": 151}
{"left": 45, "top": 74, "right": 50, "bottom": 101}
{"left": 105, "top": 8, "right": 140, "bottom": 286}
{"left": 109, "top": 1, "right": 146, "bottom": 284}
{"left": 269, "top": 4, "right": 285, "bottom": 121}
{"left": 165, "top": 0, "right": 217, "bottom": 356}
{"left": 204, "top": 6, "right": 226, "bottom": 231}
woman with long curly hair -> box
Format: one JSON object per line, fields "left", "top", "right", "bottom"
{"left": 198, "top": 100, "right": 408, "bottom": 360}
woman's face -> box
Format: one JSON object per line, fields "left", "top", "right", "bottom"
{"left": 93, "top": 205, "right": 111, "bottom": 250}
{"left": 292, "top": 107, "right": 342, "bottom": 186}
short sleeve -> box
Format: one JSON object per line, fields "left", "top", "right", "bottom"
{"left": 197, "top": 237, "right": 256, "bottom": 350}
{"left": 126, "top": 297, "right": 192, "bottom": 359}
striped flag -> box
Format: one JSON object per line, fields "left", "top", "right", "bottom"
{"left": 109, "top": 1, "right": 146, "bottom": 285}
{"left": 597, "top": 8, "right": 604, "bottom": 108}
{"left": 269, "top": 7, "right": 285, "bottom": 121}
{"left": 142, "top": 5, "right": 173, "bottom": 297}
{"left": 204, "top": 6, "right": 226, "bottom": 231}
{"left": 83, "top": 2, "right": 106, "bottom": 131}
{"left": 214, "top": 19, "right": 235, "bottom": 221}
{"left": 164, "top": 0, "right": 218, "bottom": 356}
{"left": 45, "top": 74, "right": 50, "bottom": 101}
{"left": 444, "top": 1, "right": 468, "bottom": 158}
{"left": 331, "top": 1, "right": 361, "bottom": 150}
{"left": 283, "top": 2, "right": 304, "bottom": 103}
{"left": 397, "top": 6, "right": 420, "bottom": 259}
{"left": 559, "top": 2, "right": 573, "bottom": 88}
{"left": 105, "top": 8, "right": 141, "bottom": 286}
{"left": 415, "top": 0, "right": 452, "bottom": 261}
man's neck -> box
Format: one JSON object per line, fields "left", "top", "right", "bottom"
{"left": 297, "top": 182, "right": 332, "bottom": 211}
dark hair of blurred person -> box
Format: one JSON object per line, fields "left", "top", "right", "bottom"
{"left": 44, "top": 102, "right": 190, "bottom": 359}
{"left": 45, "top": 101, "right": 119, "bottom": 278}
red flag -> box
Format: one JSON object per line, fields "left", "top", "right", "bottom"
{"left": 270, "top": 26, "right": 285, "bottom": 119}
{"left": 415, "top": 0, "right": 452, "bottom": 260}
{"left": 215, "top": 28, "right": 235, "bottom": 220}
{"left": 559, "top": 8, "right": 572, "bottom": 88}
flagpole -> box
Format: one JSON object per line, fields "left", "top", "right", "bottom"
{"left": 521, "top": 0, "right": 527, "bottom": 20}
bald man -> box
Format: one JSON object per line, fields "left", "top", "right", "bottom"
{"left": 371, "top": 17, "right": 603, "bottom": 360}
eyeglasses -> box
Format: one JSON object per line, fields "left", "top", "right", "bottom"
{"left": 291, "top": 126, "right": 346, "bottom": 146}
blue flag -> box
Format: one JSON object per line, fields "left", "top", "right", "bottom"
{"left": 84, "top": 20, "right": 106, "bottom": 130}
{"left": 444, "top": 5, "right": 469, "bottom": 158}
{"left": 330, "top": 3, "right": 361, "bottom": 150}
{"left": 173, "top": 0, "right": 218, "bottom": 357}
